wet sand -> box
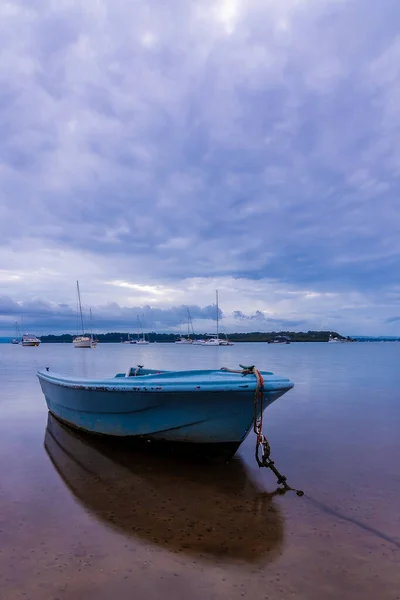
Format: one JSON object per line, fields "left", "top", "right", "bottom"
{"left": 0, "top": 342, "right": 399, "bottom": 599}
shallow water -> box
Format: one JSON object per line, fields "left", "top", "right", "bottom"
{"left": 0, "top": 342, "right": 399, "bottom": 599}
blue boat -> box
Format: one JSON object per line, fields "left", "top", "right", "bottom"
{"left": 37, "top": 365, "right": 294, "bottom": 460}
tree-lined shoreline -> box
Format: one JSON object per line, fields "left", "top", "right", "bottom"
{"left": 36, "top": 330, "right": 355, "bottom": 343}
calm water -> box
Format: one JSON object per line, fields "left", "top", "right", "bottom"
{"left": 0, "top": 342, "right": 399, "bottom": 600}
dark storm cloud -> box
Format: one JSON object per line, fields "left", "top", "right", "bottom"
{"left": 0, "top": 296, "right": 223, "bottom": 333}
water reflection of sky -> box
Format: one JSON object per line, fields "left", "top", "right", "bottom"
{"left": 0, "top": 342, "right": 399, "bottom": 599}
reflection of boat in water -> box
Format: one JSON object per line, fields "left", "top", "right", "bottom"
{"left": 44, "top": 413, "right": 284, "bottom": 563}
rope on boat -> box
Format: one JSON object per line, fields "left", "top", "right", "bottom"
{"left": 221, "top": 364, "right": 304, "bottom": 496}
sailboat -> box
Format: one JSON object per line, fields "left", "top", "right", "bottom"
{"left": 175, "top": 308, "right": 194, "bottom": 344}
{"left": 133, "top": 315, "right": 149, "bottom": 345}
{"left": 11, "top": 321, "right": 21, "bottom": 344}
{"left": 12, "top": 317, "right": 41, "bottom": 346}
{"left": 72, "top": 282, "right": 96, "bottom": 348}
{"left": 203, "top": 291, "right": 234, "bottom": 346}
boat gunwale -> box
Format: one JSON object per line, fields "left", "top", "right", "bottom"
{"left": 37, "top": 369, "right": 294, "bottom": 393}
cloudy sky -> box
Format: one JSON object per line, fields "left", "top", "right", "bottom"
{"left": 1, "top": 0, "right": 399, "bottom": 336}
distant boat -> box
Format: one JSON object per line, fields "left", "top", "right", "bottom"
{"left": 11, "top": 321, "right": 21, "bottom": 344}
{"left": 73, "top": 335, "right": 93, "bottom": 348}
{"left": 37, "top": 364, "right": 294, "bottom": 461}
{"left": 175, "top": 337, "right": 193, "bottom": 344}
{"left": 203, "top": 291, "right": 234, "bottom": 346}
{"left": 73, "top": 282, "right": 96, "bottom": 348}
{"left": 268, "top": 336, "right": 291, "bottom": 344}
{"left": 203, "top": 334, "right": 225, "bottom": 346}
{"left": 175, "top": 308, "right": 194, "bottom": 344}
{"left": 132, "top": 316, "right": 149, "bottom": 345}
{"left": 22, "top": 334, "right": 41, "bottom": 347}
{"left": 328, "top": 335, "right": 345, "bottom": 343}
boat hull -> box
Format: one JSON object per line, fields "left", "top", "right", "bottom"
{"left": 37, "top": 368, "right": 294, "bottom": 458}
{"left": 73, "top": 336, "right": 95, "bottom": 348}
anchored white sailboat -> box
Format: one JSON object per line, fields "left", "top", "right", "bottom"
{"left": 175, "top": 308, "right": 195, "bottom": 344}
{"left": 203, "top": 291, "right": 234, "bottom": 346}
{"left": 11, "top": 321, "right": 21, "bottom": 344}
{"left": 11, "top": 318, "right": 41, "bottom": 346}
{"left": 133, "top": 315, "right": 149, "bottom": 345}
{"left": 73, "top": 282, "right": 96, "bottom": 348}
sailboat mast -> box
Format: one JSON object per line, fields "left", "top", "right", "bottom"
{"left": 15, "top": 320, "right": 21, "bottom": 341}
{"left": 216, "top": 290, "right": 219, "bottom": 340}
{"left": 89, "top": 308, "right": 93, "bottom": 341}
{"left": 77, "top": 281, "right": 84, "bottom": 335}
{"left": 188, "top": 308, "right": 195, "bottom": 336}
{"left": 141, "top": 314, "right": 146, "bottom": 341}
